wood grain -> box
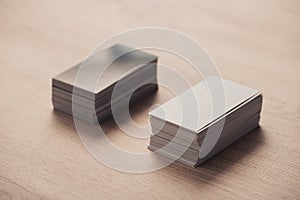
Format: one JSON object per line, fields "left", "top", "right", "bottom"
{"left": 0, "top": 0, "right": 299, "bottom": 199}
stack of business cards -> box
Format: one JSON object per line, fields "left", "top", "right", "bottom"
{"left": 52, "top": 44, "right": 158, "bottom": 124}
{"left": 148, "top": 77, "right": 262, "bottom": 167}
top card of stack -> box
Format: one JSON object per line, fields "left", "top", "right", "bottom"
{"left": 148, "top": 77, "right": 262, "bottom": 167}
{"left": 52, "top": 44, "right": 158, "bottom": 123}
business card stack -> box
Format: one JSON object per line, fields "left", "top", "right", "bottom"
{"left": 52, "top": 44, "right": 158, "bottom": 124}
{"left": 148, "top": 77, "right": 262, "bottom": 167}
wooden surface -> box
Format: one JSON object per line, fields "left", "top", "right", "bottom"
{"left": 1, "top": 0, "right": 300, "bottom": 199}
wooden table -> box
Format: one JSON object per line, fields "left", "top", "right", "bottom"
{"left": 0, "top": 0, "right": 299, "bottom": 199}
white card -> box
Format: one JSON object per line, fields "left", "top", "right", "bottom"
{"left": 149, "top": 76, "right": 259, "bottom": 132}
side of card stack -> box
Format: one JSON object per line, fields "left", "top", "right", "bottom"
{"left": 148, "top": 77, "right": 263, "bottom": 167}
{"left": 52, "top": 44, "right": 158, "bottom": 124}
